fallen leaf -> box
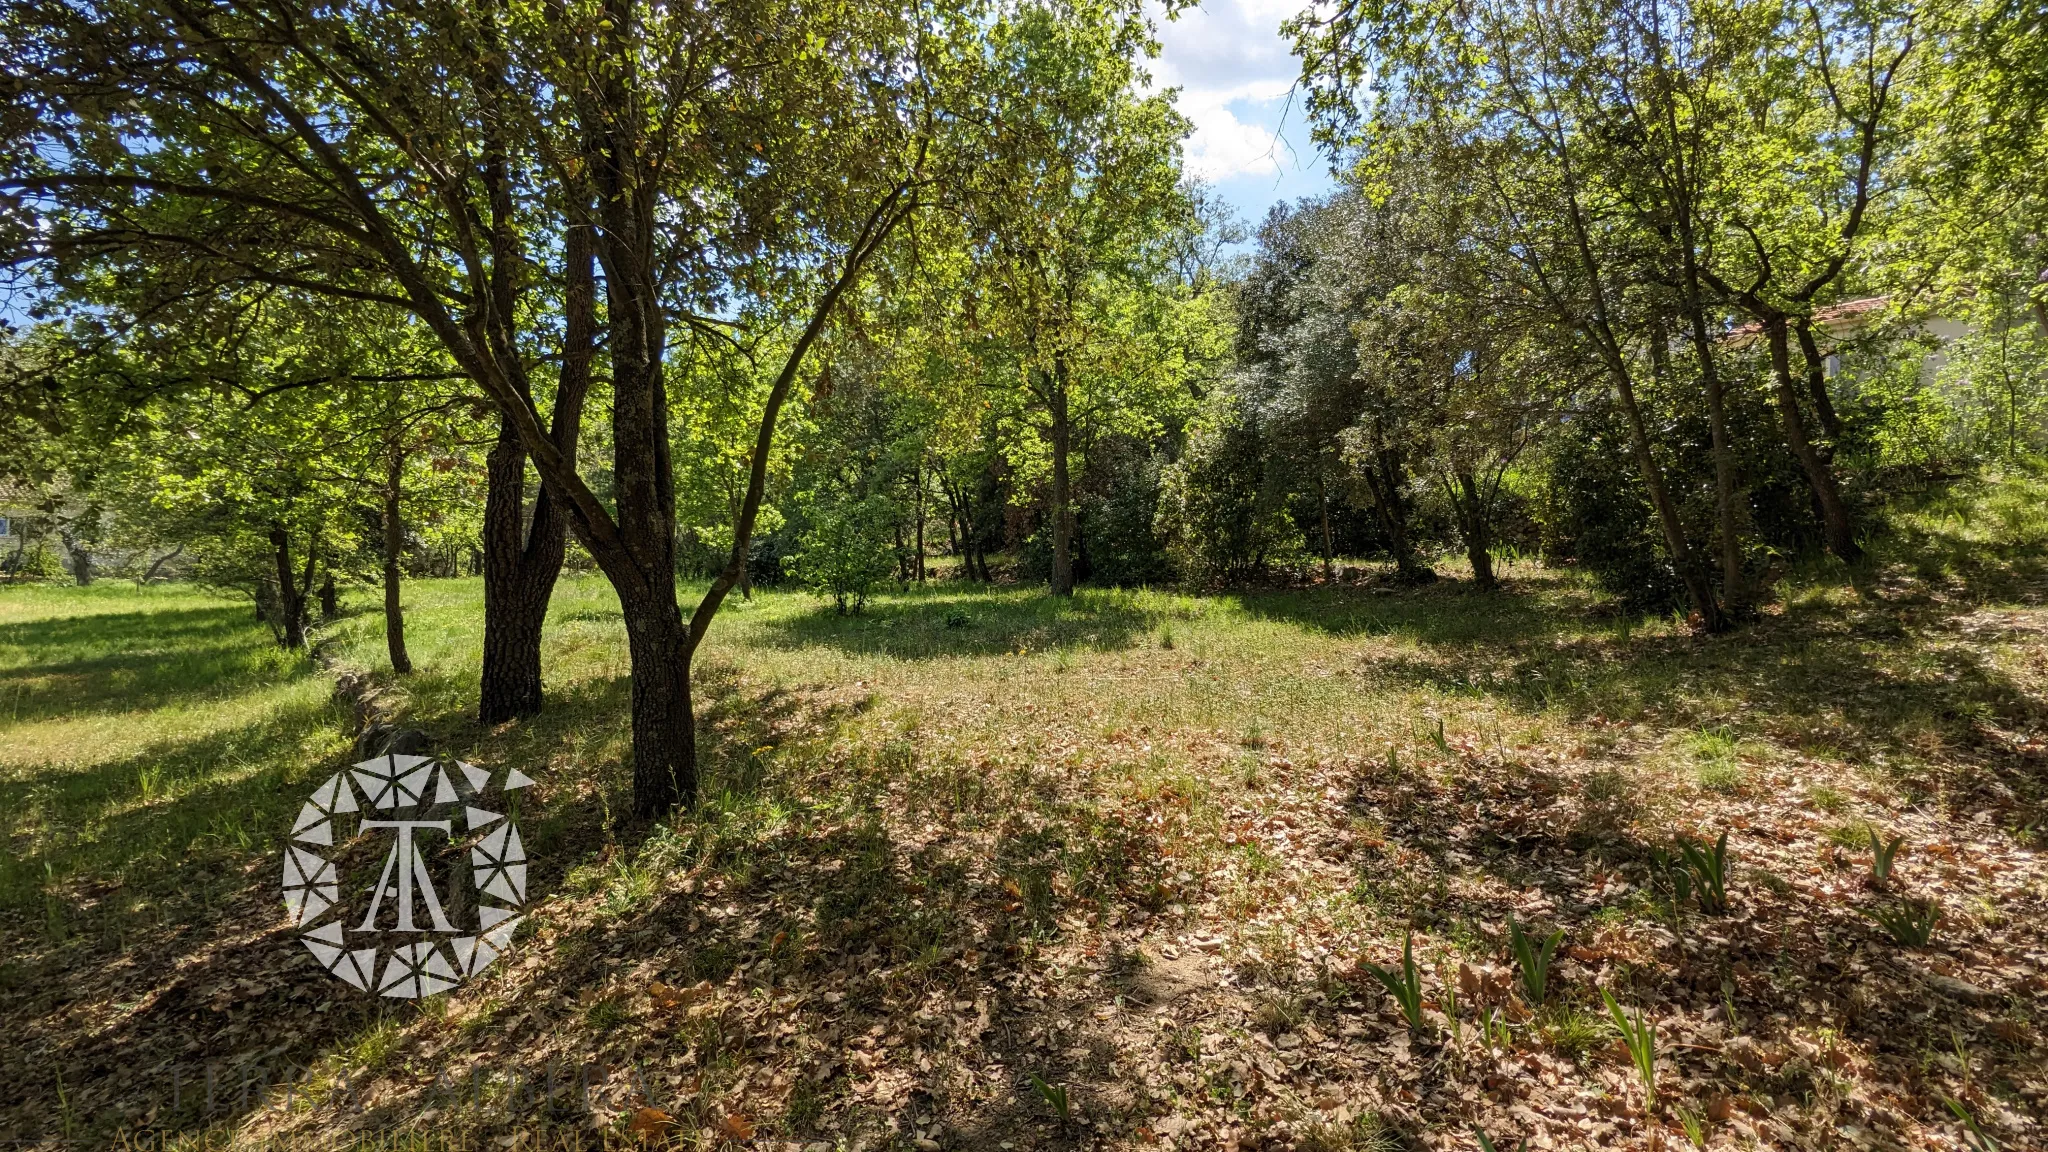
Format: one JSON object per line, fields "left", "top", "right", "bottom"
{"left": 627, "top": 1107, "right": 673, "bottom": 1141}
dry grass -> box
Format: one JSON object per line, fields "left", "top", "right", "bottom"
{"left": 2, "top": 468, "right": 2046, "bottom": 1150}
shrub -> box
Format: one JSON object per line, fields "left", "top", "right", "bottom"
{"left": 791, "top": 493, "right": 897, "bottom": 614}
{"left": 1156, "top": 393, "right": 1303, "bottom": 583}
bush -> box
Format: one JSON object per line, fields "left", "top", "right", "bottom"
{"left": 1156, "top": 395, "right": 1303, "bottom": 583}
{"left": 1538, "top": 404, "right": 1686, "bottom": 613}
{"left": 1079, "top": 441, "right": 1172, "bottom": 587}
{"left": 791, "top": 494, "right": 897, "bottom": 613}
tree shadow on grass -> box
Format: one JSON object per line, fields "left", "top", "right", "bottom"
{"left": 1333, "top": 753, "right": 2038, "bottom": 1141}
{"left": 0, "top": 654, "right": 884, "bottom": 1142}
{"left": 1242, "top": 539, "right": 2045, "bottom": 819}
{"left": 1232, "top": 570, "right": 1590, "bottom": 647}
{"left": 0, "top": 605, "right": 304, "bottom": 723}
{"left": 754, "top": 585, "right": 1167, "bottom": 660}
{"left": 0, "top": 689, "right": 351, "bottom": 915}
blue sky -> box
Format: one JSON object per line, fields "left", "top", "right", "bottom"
{"left": 1147, "top": 0, "right": 1337, "bottom": 233}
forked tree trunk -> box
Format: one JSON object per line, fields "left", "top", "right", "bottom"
{"left": 1449, "top": 469, "right": 1496, "bottom": 591}
{"left": 477, "top": 223, "right": 594, "bottom": 723}
{"left": 383, "top": 441, "right": 413, "bottom": 675}
{"left": 1767, "top": 321, "right": 1863, "bottom": 565}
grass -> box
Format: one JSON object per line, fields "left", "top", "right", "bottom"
{"left": 0, "top": 584, "right": 344, "bottom": 916}
{"left": 3, "top": 466, "right": 2047, "bottom": 1148}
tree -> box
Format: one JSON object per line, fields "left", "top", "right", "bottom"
{"left": 1696, "top": 0, "right": 1922, "bottom": 567}
{"left": 1292, "top": 0, "right": 1736, "bottom": 626}
{"left": 964, "top": 0, "right": 1196, "bottom": 595}
{"left": 3, "top": 0, "right": 1041, "bottom": 813}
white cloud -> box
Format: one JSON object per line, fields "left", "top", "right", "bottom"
{"left": 1175, "top": 79, "right": 1296, "bottom": 180}
{"left": 1148, "top": 0, "right": 1320, "bottom": 185}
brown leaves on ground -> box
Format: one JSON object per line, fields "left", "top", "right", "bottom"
{"left": 3, "top": 564, "right": 2046, "bottom": 1151}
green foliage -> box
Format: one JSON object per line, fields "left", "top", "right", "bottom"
{"left": 1945, "top": 1095, "right": 2001, "bottom": 1152}
{"left": 1538, "top": 407, "right": 1686, "bottom": 614}
{"left": 1866, "top": 899, "right": 1942, "bottom": 946}
{"left": 1026, "top": 1073, "right": 1070, "bottom": 1121}
{"left": 1868, "top": 827, "right": 1906, "bottom": 889}
{"left": 1676, "top": 1103, "right": 1707, "bottom": 1148}
{"left": 1359, "top": 933, "right": 1427, "bottom": 1033}
{"left": 1156, "top": 394, "right": 1304, "bottom": 582}
{"left": 1601, "top": 986, "right": 1658, "bottom": 1113}
{"left": 1507, "top": 915, "right": 1563, "bottom": 1006}
{"left": 791, "top": 494, "right": 898, "bottom": 615}
{"left": 1676, "top": 831, "right": 1731, "bottom": 915}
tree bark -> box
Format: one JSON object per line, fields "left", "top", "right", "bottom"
{"left": 1610, "top": 372, "right": 1726, "bottom": 630}
{"left": 270, "top": 526, "right": 309, "bottom": 650}
{"left": 592, "top": 75, "right": 698, "bottom": 815}
{"left": 1767, "top": 320, "right": 1863, "bottom": 564}
{"left": 60, "top": 532, "right": 92, "bottom": 585}
{"left": 1362, "top": 421, "right": 1432, "bottom": 583}
{"left": 383, "top": 439, "right": 413, "bottom": 675}
{"left": 1048, "top": 358, "right": 1075, "bottom": 597}
{"left": 477, "top": 220, "right": 594, "bottom": 723}
{"left": 1673, "top": 287, "right": 1746, "bottom": 612}
{"left": 1449, "top": 469, "right": 1495, "bottom": 591}
{"left": 1317, "top": 468, "right": 1334, "bottom": 582}
{"left": 621, "top": 587, "right": 695, "bottom": 818}
{"left": 913, "top": 460, "right": 926, "bottom": 583}
{"left": 140, "top": 544, "right": 182, "bottom": 584}
{"left": 1793, "top": 318, "right": 1845, "bottom": 446}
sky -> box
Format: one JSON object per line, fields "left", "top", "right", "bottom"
{"left": 1146, "top": 0, "right": 1336, "bottom": 236}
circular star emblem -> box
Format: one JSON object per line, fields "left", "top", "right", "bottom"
{"left": 282, "top": 754, "right": 536, "bottom": 997}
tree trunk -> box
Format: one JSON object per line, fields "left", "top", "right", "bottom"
{"left": 913, "top": 461, "right": 926, "bottom": 583}
{"left": 1048, "top": 359, "right": 1075, "bottom": 597}
{"left": 479, "top": 425, "right": 550, "bottom": 720}
{"left": 1672, "top": 295, "right": 1747, "bottom": 612}
{"left": 1317, "top": 468, "right": 1334, "bottom": 582}
{"left": 270, "top": 527, "right": 309, "bottom": 650}
{"left": 594, "top": 108, "right": 698, "bottom": 814}
{"left": 1793, "top": 318, "right": 1845, "bottom": 446}
{"left": 1767, "top": 320, "right": 1863, "bottom": 565}
{"left": 1610, "top": 372, "right": 1726, "bottom": 630}
{"left": 62, "top": 535, "right": 91, "bottom": 586}
{"left": 1363, "top": 422, "right": 1432, "bottom": 583}
{"left": 383, "top": 441, "right": 413, "bottom": 675}
{"left": 1452, "top": 469, "right": 1495, "bottom": 591}
{"left": 621, "top": 591, "right": 696, "bottom": 817}
{"left": 140, "top": 544, "right": 182, "bottom": 584}
{"left": 477, "top": 220, "right": 594, "bottom": 723}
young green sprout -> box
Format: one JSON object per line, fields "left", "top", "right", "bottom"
{"left": 1360, "top": 933, "right": 1428, "bottom": 1033}
{"left": 1507, "top": 914, "right": 1563, "bottom": 1006}
{"left": 1867, "top": 826, "right": 1905, "bottom": 889}
{"left": 1601, "top": 986, "right": 1658, "bottom": 1114}
{"left": 1676, "top": 830, "right": 1730, "bottom": 915}
{"left": 1866, "top": 899, "right": 1942, "bottom": 946}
